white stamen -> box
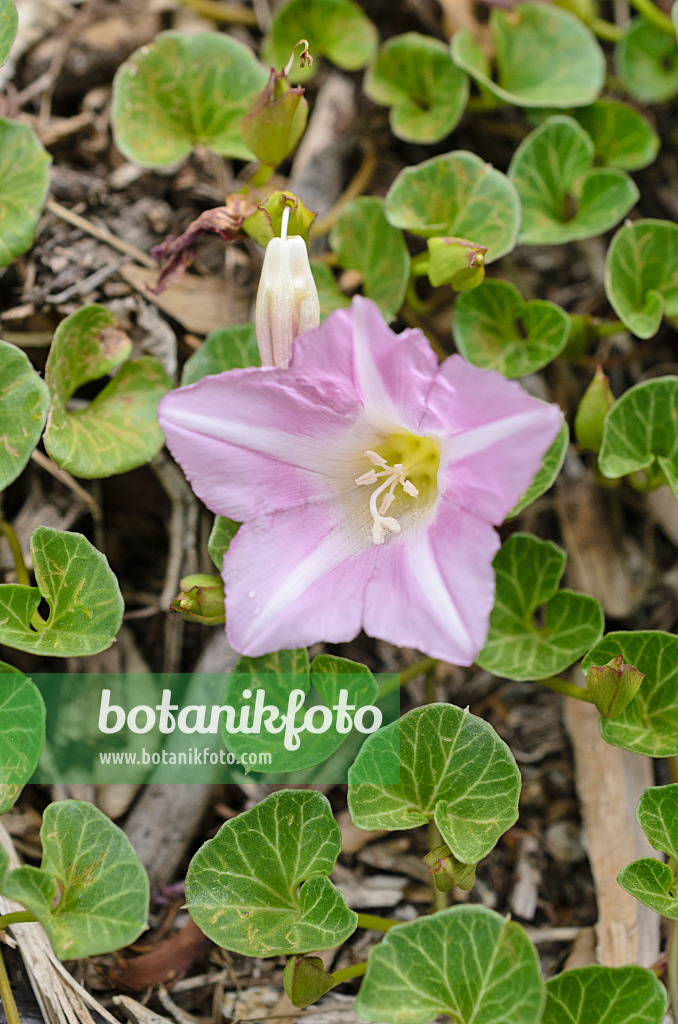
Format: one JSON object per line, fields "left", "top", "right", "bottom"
{"left": 280, "top": 205, "right": 291, "bottom": 241}
{"left": 357, "top": 450, "right": 420, "bottom": 545}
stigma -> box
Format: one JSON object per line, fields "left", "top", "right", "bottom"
{"left": 355, "top": 451, "right": 420, "bottom": 545}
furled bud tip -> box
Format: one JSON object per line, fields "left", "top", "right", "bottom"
{"left": 585, "top": 655, "right": 644, "bottom": 718}
{"left": 426, "top": 236, "right": 487, "bottom": 291}
{"left": 254, "top": 205, "right": 320, "bottom": 368}
{"left": 575, "top": 365, "right": 615, "bottom": 453}
{"left": 240, "top": 64, "right": 308, "bottom": 168}
{"left": 171, "top": 573, "right": 225, "bottom": 625}
{"left": 423, "top": 844, "right": 477, "bottom": 892}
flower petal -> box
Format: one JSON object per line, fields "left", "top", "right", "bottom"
{"left": 291, "top": 296, "right": 444, "bottom": 433}
{"left": 158, "top": 369, "right": 362, "bottom": 520}
{"left": 421, "top": 356, "right": 563, "bottom": 524}
{"left": 362, "top": 497, "right": 500, "bottom": 665}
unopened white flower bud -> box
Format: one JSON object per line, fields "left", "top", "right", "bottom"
{"left": 255, "top": 222, "right": 320, "bottom": 368}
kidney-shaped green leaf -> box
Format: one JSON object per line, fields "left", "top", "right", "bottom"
{"left": 574, "top": 100, "right": 659, "bottom": 171}
{"left": 364, "top": 33, "right": 468, "bottom": 144}
{"left": 508, "top": 422, "right": 569, "bottom": 519}
{"left": 0, "top": 0, "right": 17, "bottom": 66}
{"left": 605, "top": 220, "right": 678, "bottom": 338}
{"left": 616, "top": 20, "right": 678, "bottom": 103}
{"left": 451, "top": 3, "right": 604, "bottom": 108}
{"left": 330, "top": 197, "right": 410, "bottom": 318}
{"left": 0, "top": 527, "right": 123, "bottom": 657}
{"left": 0, "top": 341, "right": 49, "bottom": 490}
{"left": 262, "top": 0, "right": 377, "bottom": 83}
{"left": 617, "top": 784, "right": 678, "bottom": 920}
{"left": 544, "top": 964, "right": 667, "bottom": 1024}
{"left": 348, "top": 703, "right": 520, "bottom": 866}
{"left": 0, "top": 669, "right": 45, "bottom": 814}
{"left": 599, "top": 378, "right": 678, "bottom": 496}
{"left": 44, "top": 305, "right": 171, "bottom": 478}
{"left": 181, "top": 323, "right": 259, "bottom": 386}
{"left": 453, "top": 279, "right": 570, "bottom": 377}
{"left": 356, "top": 905, "right": 545, "bottom": 1024}
{"left": 222, "top": 650, "right": 379, "bottom": 774}
{"left": 0, "top": 800, "right": 149, "bottom": 958}
{"left": 581, "top": 632, "right": 678, "bottom": 756}
{"left": 508, "top": 116, "right": 638, "bottom": 245}
{"left": 112, "top": 32, "right": 268, "bottom": 167}
{"left": 186, "top": 789, "right": 357, "bottom": 957}
{"left": 477, "top": 533, "right": 604, "bottom": 680}
{"left": 385, "top": 151, "right": 519, "bottom": 262}
{"left": 0, "top": 118, "right": 51, "bottom": 268}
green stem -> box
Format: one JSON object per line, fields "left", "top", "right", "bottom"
{"left": 592, "top": 319, "right": 626, "bottom": 338}
{"left": 0, "top": 943, "right": 20, "bottom": 1024}
{"left": 666, "top": 756, "right": 678, "bottom": 785}
{"left": 535, "top": 676, "right": 594, "bottom": 703}
{"left": 627, "top": 0, "right": 674, "bottom": 32}
{"left": 0, "top": 520, "right": 30, "bottom": 588}
{"left": 668, "top": 918, "right": 678, "bottom": 1021}
{"left": 0, "top": 912, "right": 37, "bottom": 930}
{"left": 331, "top": 961, "right": 368, "bottom": 985}
{"left": 356, "top": 913, "right": 399, "bottom": 933}
{"left": 428, "top": 821, "right": 448, "bottom": 913}
{"left": 588, "top": 16, "right": 625, "bottom": 40}
{"left": 401, "top": 656, "right": 437, "bottom": 687}
{"left": 410, "top": 253, "right": 430, "bottom": 279}
{"left": 248, "top": 164, "right": 275, "bottom": 188}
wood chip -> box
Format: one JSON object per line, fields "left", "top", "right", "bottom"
{"left": 120, "top": 264, "right": 231, "bottom": 335}
{"left": 564, "top": 698, "right": 660, "bottom": 966}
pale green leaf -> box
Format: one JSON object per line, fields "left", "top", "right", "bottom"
{"left": 330, "top": 197, "right": 410, "bottom": 318}
{"left": 186, "top": 789, "right": 357, "bottom": 956}
{"left": 0, "top": 341, "right": 49, "bottom": 490}
{"left": 208, "top": 516, "right": 240, "bottom": 572}
{"left": 617, "top": 858, "right": 678, "bottom": 920}
{"left": 508, "top": 117, "right": 638, "bottom": 245}
{"left": 112, "top": 32, "right": 268, "bottom": 167}
{"left": 262, "top": 0, "right": 377, "bottom": 83}
{"left": 385, "top": 151, "right": 520, "bottom": 262}
{"left": 544, "top": 964, "right": 667, "bottom": 1024}
{"left": 0, "top": 0, "right": 17, "bottom": 66}
{"left": 573, "top": 100, "right": 659, "bottom": 171}
{"left": 364, "top": 32, "right": 468, "bottom": 143}
{"left": 615, "top": 20, "right": 678, "bottom": 103}
{"left": 1, "top": 800, "right": 149, "bottom": 958}
{"left": 0, "top": 118, "right": 51, "bottom": 267}
{"left": 453, "top": 279, "right": 571, "bottom": 376}
{"left": 581, "top": 631, "right": 678, "bottom": 755}
{"left": 44, "top": 305, "right": 172, "bottom": 478}
{"left": 598, "top": 378, "right": 678, "bottom": 496}
{"left": 0, "top": 670, "right": 45, "bottom": 814}
{"left": 451, "top": 3, "right": 604, "bottom": 108}
{"left": 310, "top": 260, "right": 351, "bottom": 319}
{"left": 604, "top": 220, "right": 678, "bottom": 338}
{"left": 348, "top": 703, "right": 520, "bottom": 865}
{"left": 477, "top": 533, "right": 604, "bottom": 680}
{"left": 355, "top": 905, "right": 545, "bottom": 1024}
{"left": 0, "top": 527, "right": 124, "bottom": 657}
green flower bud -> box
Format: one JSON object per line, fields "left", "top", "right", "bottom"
{"left": 171, "top": 574, "right": 225, "bottom": 625}
{"left": 283, "top": 956, "right": 335, "bottom": 1008}
{"left": 426, "top": 237, "right": 486, "bottom": 291}
{"left": 585, "top": 655, "right": 644, "bottom": 718}
{"left": 575, "top": 366, "right": 615, "bottom": 453}
{"left": 423, "top": 844, "right": 477, "bottom": 892}
{"left": 255, "top": 204, "right": 320, "bottom": 367}
{"left": 241, "top": 67, "right": 308, "bottom": 167}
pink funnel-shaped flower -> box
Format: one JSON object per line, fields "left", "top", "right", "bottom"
{"left": 159, "top": 297, "right": 563, "bottom": 664}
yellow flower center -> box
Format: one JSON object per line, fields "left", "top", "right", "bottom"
{"left": 355, "top": 430, "right": 440, "bottom": 545}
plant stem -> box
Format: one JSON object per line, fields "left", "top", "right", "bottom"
{"left": 175, "top": 0, "right": 258, "bottom": 24}
{"left": 592, "top": 319, "right": 626, "bottom": 338}
{"left": 0, "top": 944, "right": 21, "bottom": 1024}
{"left": 331, "top": 961, "right": 368, "bottom": 984}
{"left": 428, "top": 822, "right": 448, "bottom": 912}
{"left": 628, "top": 0, "right": 674, "bottom": 32}
{"left": 668, "top": 918, "right": 678, "bottom": 1022}
{"left": 666, "top": 756, "right": 678, "bottom": 784}
{"left": 356, "top": 913, "right": 399, "bottom": 932}
{"left": 588, "top": 16, "right": 625, "bottom": 40}
{"left": 0, "top": 912, "right": 37, "bottom": 930}
{"left": 535, "top": 676, "right": 594, "bottom": 703}
{"left": 0, "top": 520, "right": 30, "bottom": 588}
{"left": 401, "top": 656, "right": 438, "bottom": 687}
